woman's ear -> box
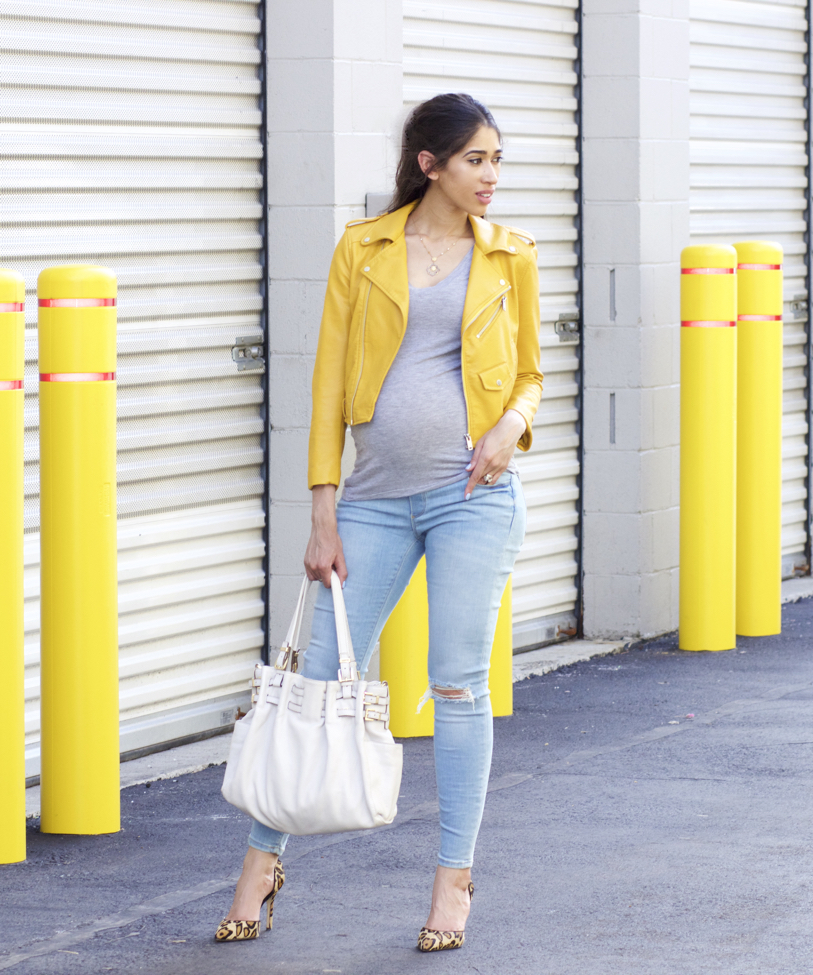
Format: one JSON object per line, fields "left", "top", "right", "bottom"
{"left": 417, "top": 150, "right": 439, "bottom": 180}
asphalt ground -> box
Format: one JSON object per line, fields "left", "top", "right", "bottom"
{"left": 4, "top": 600, "right": 813, "bottom": 975}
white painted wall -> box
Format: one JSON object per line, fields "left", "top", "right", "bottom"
{"left": 581, "top": 0, "right": 690, "bottom": 639}
{"left": 265, "top": 0, "right": 403, "bottom": 644}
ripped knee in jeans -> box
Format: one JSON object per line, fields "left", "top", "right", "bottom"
{"left": 416, "top": 683, "right": 476, "bottom": 713}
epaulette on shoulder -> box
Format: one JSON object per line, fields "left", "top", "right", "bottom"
{"left": 345, "top": 215, "right": 377, "bottom": 229}
{"left": 505, "top": 225, "right": 536, "bottom": 247}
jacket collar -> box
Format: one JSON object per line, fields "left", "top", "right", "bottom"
{"left": 362, "top": 202, "right": 518, "bottom": 255}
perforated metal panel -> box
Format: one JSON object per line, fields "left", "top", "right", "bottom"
{"left": 689, "top": 0, "right": 809, "bottom": 576}
{"left": 403, "top": 0, "right": 582, "bottom": 647}
{"left": 0, "top": 0, "right": 266, "bottom": 774}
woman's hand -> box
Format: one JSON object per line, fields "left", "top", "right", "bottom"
{"left": 464, "top": 409, "right": 526, "bottom": 499}
{"left": 304, "top": 485, "right": 347, "bottom": 587}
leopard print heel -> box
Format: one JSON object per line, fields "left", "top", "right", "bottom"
{"left": 215, "top": 859, "right": 285, "bottom": 942}
{"left": 416, "top": 881, "right": 474, "bottom": 952}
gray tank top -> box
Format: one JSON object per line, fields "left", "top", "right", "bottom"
{"left": 342, "top": 249, "right": 475, "bottom": 501}
{"left": 342, "top": 250, "right": 519, "bottom": 501}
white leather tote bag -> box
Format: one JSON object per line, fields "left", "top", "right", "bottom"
{"left": 221, "top": 572, "right": 403, "bottom": 835}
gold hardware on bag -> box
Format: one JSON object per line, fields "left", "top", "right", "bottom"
{"left": 275, "top": 645, "right": 292, "bottom": 670}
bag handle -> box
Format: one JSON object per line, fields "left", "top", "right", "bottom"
{"left": 273, "top": 572, "right": 359, "bottom": 687}
{"left": 329, "top": 570, "right": 359, "bottom": 685}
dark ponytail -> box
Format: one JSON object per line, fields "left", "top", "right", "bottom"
{"left": 387, "top": 93, "right": 501, "bottom": 213}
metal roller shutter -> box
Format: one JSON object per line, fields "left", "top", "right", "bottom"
{"left": 403, "top": 0, "right": 582, "bottom": 649}
{"left": 689, "top": 0, "right": 809, "bottom": 577}
{"left": 1, "top": 0, "right": 266, "bottom": 776}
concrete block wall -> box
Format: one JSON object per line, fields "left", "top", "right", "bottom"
{"left": 581, "top": 0, "right": 689, "bottom": 639}
{"left": 265, "top": 0, "right": 403, "bottom": 642}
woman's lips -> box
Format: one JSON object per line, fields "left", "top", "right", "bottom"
{"left": 476, "top": 192, "right": 493, "bottom": 202}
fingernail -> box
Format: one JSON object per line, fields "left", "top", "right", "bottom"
{"left": 342, "top": 580, "right": 346, "bottom": 589}
{"left": 465, "top": 493, "right": 471, "bottom": 501}
{"left": 466, "top": 464, "right": 472, "bottom": 470}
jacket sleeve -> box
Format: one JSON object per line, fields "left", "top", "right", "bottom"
{"left": 506, "top": 249, "right": 544, "bottom": 451}
{"left": 308, "top": 232, "right": 353, "bottom": 489}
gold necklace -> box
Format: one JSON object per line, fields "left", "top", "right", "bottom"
{"left": 418, "top": 234, "right": 460, "bottom": 276}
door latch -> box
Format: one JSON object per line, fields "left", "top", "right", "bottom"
{"left": 554, "top": 316, "right": 580, "bottom": 342}
{"left": 232, "top": 336, "right": 265, "bottom": 371}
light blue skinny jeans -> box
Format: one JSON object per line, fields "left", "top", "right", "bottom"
{"left": 248, "top": 472, "right": 526, "bottom": 869}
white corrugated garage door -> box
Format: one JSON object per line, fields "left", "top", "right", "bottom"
{"left": 0, "top": 0, "right": 266, "bottom": 776}
{"left": 689, "top": 0, "right": 809, "bottom": 577}
{"left": 403, "top": 0, "right": 582, "bottom": 649}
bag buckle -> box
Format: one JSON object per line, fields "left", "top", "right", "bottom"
{"left": 275, "top": 645, "right": 292, "bottom": 670}
{"left": 337, "top": 660, "right": 358, "bottom": 683}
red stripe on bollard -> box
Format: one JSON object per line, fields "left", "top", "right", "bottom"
{"left": 681, "top": 268, "right": 735, "bottom": 275}
{"left": 681, "top": 320, "right": 737, "bottom": 328}
{"left": 737, "top": 263, "right": 782, "bottom": 271}
{"left": 38, "top": 298, "right": 116, "bottom": 308}
{"left": 40, "top": 372, "right": 115, "bottom": 382}
{"left": 738, "top": 315, "right": 782, "bottom": 321}
{"left": 0, "top": 302, "right": 24, "bottom": 313}
{"left": 0, "top": 380, "right": 23, "bottom": 391}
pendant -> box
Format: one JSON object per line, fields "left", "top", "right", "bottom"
{"left": 427, "top": 263, "right": 439, "bottom": 276}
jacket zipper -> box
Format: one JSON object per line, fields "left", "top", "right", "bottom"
{"left": 348, "top": 278, "right": 373, "bottom": 425}
{"left": 476, "top": 294, "right": 507, "bottom": 339}
{"left": 462, "top": 289, "right": 511, "bottom": 448}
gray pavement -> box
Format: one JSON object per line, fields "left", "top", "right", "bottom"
{"left": 5, "top": 601, "right": 813, "bottom": 974}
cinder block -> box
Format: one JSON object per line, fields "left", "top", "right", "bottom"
{"left": 639, "top": 202, "right": 675, "bottom": 264}
{"left": 266, "top": 132, "right": 335, "bottom": 208}
{"left": 266, "top": 60, "right": 334, "bottom": 132}
{"left": 639, "top": 568, "right": 677, "bottom": 635}
{"left": 583, "top": 449, "right": 642, "bottom": 513}
{"left": 639, "top": 78, "right": 674, "bottom": 143}
{"left": 335, "top": 132, "right": 389, "bottom": 207}
{"left": 583, "top": 202, "right": 641, "bottom": 264}
{"left": 581, "top": 77, "right": 639, "bottom": 140}
{"left": 268, "top": 501, "right": 312, "bottom": 575}
{"left": 671, "top": 200, "right": 691, "bottom": 257}
{"left": 334, "top": 0, "right": 389, "bottom": 61}
{"left": 351, "top": 61, "right": 404, "bottom": 133}
{"left": 641, "top": 323, "right": 678, "bottom": 387}
{"left": 268, "top": 428, "right": 312, "bottom": 503}
{"left": 650, "top": 263, "right": 680, "bottom": 329}
{"left": 267, "top": 280, "right": 325, "bottom": 356}
{"left": 583, "top": 0, "right": 640, "bottom": 14}
{"left": 583, "top": 387, "right": 644, "bottom": 452}
{"left": 582, "top": 572, "right": 642, "bottom": 639}
{"left": 582, "top": 511, "right": 642, "bottom": 575}
{"left": 655, "top": 15, "right": 690, "bottom": 82}
{"left": 582, "top": 13, "right": 638, "bottom": 76}
{"left": 266, "top": 207, "right": 336, "bottom": 281}
{"left": 640, "top": 446, "right": 677, "bottom": 512}
{"left": 267, "top": 354, "right": 313, "bottom": 429}
{"left": 640, "top": 385, "right": 680, "bottom": 450}
{"left": 641, "top": 506, "right": 679, "bottom": 574}
{"left": 612, "top": 264, "right": 644, "bottom": 327}
{"left": 582, "top": 140, "right": 640, "bottom": 202}
{"left": 583, "top": 325, "right": 641, "bottom": 388}
{"left": 671, "top": 79, "right": 690, "bottom": 140}
{"left": 264, "top": 0, "right": 333, "bottom": 60}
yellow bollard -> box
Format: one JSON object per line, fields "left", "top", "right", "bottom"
{"left": 0, "top": 270, "right": 26, "bottom": 864}
{"left": 734, "top": 241, "right": 783, "bottom": 636}
{"left": 38, "top": 265, "right": 119, "bottom": 835}
{"left": 679, "top": 245, "right": 738, "bottom": 652}
{"left": 379, "top": 559, "right": 513, "bottom": 737}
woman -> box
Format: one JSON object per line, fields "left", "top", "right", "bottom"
{"left": 217, "top": 92, "right": 542, "bottom": 951}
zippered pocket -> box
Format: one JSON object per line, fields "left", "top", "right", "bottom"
{"left": 476, "top": 294, "right": 507, "bottom": 339}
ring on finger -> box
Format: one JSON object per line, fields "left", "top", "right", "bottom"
{"left": 483, "top": 473, "right": 493, "bottom": 484}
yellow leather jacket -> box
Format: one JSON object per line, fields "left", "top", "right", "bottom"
{"left": 308, "top": 202, "right": 544, "bottom": 488}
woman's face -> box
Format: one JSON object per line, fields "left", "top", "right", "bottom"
{"left": 423, "top": 124, "right": 502, "bottom": 216}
